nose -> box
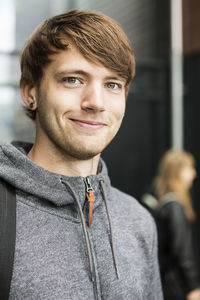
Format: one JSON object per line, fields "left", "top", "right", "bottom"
{"left": 81, "top": 83, "right": 105, "bottom": 112}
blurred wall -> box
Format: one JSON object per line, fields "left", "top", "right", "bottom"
{"left": 183, "top": 0, "right": 200, "bottom": 269}
{"left": 183, "top": 0, "right": 200, "bottom": 55}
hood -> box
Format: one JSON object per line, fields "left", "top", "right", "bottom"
{"left": 0, "top": 141, "right": 110, "bottom": 207}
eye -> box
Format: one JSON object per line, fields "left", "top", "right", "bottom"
{"left": 64, "top": 77, "right": 80, "bottom": 84}
{"left": 106, "top": 82, "right": 121, "bottom": 90}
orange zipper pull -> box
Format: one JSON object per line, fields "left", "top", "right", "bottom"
{"left": 85, "top": 177, "right": 95, "bottom": 226}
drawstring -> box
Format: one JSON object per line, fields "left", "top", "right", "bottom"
{"left": 61, "top": 179, "right": 95, "bottom": 283}
{"left": 61, "top": 178, "right": 120, "bottom": 281}
{"left": 99, "top": 180, "right": 120, "bottom": 279}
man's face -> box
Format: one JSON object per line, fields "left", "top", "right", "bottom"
{"left": 33, "top": 46, "right": 126, "bottom": 160}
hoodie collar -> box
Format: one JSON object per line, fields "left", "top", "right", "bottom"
{"left": 0, "top": 141, "right": 110, "bottom": 207}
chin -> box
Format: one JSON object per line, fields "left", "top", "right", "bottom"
{"left": 61, "top": 143, "right": 103, "bottom": 160}
{"left": 69, "top": 150, "right": 101, "bottom": 161}
{"left": 58, "top": 138, "right": 110, "bottom": 160}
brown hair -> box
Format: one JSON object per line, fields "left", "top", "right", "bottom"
{"left": 154, "top": 149, "right": 196, "bottom": 221}
{"left": 20, "top": 9, "right": 135, "bottom": 120}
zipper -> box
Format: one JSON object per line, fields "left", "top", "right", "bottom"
{"left": 62, "top": 178, "right": 98, "bottom": 299}
{"left": 84, "top": 177, "right": 98, "bottom": 299}
{"left": 84, "top": 177, "right": 95, "bottom": 227}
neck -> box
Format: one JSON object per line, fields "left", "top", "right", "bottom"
{"left": 28, "top": 143, "right": 100, "bottom": 177}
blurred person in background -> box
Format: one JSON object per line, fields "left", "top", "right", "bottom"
{"left": 154, "top": 150, "right": 200, "bottom": 300}
{"left": 0, "top": 9, "right": 163, "bottom": 300}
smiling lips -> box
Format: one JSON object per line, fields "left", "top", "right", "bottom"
{"left": 70, "top": 118, "right": 107, "bottom": 130}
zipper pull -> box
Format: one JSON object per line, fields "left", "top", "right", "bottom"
{"left": 85, "top": 177, "right": 95, "bottom": 227}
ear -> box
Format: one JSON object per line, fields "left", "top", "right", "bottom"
{"left": 20, "top": 84, "right": 38, "bottom": 110}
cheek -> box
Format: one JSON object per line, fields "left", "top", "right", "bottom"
{"left": 109, "top": 99, "right": 126, "bottom": 121}
{"left": 47, "top": 90, "right": 78, "bottom": 112}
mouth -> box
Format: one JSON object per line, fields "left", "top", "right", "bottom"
{"left": 69, "top": 118, "right": 107, "bottom": 130}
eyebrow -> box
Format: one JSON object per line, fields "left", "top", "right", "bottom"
{"left": 54, "top": 70, "right": 88, "bottom": 79}
{"left": 104, "top": 76, "right": 126, "bottom": 83}
{"left": 54, "top": 70, "right": 126, "bottom": 83}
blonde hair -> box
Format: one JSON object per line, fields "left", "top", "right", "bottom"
{"left": 154, "top": 149, "right": 196, "bottom": 221}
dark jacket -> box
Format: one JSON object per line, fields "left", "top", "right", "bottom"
{"left": 156, "top": 193, "right": 200, "bottom": 300}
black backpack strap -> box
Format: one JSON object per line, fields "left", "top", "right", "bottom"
{"left": 0, "top": 179, "right": 16, "bottom": 300}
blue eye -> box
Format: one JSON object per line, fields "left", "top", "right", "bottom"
{"left": 65, "top": 77, "right": 79, "bottom": 84}
{"left": 107, "top": 82, "right": 119, "bottom": 89}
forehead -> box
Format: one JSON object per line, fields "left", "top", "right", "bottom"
{"left": 44, "top": 46, "right": 125, "bottom": 81}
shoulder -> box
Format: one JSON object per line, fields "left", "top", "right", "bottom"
{"left": 111, "top": 186, "right": 150, "bottom": 211}
{"left": 0, "top": 142, "right": 15, "bottom": 157}
{"left": 160, "top": 193, "right": 183, "bottom": 212}
{"left": 0, "top": 142, "right": 6, "bottom": 152}
{"left": 0, "top": 143, "right": 9, "bottom": 162}
{"left": 110, "top": 186, "right": 156, "bottom": 230}
{"left": 0, "top": 143, "right": 16, "bottom": 165}
{"left": 109, "top": 187, "right": 158, "bottom": 258}
{"left": 159, "top": 194, "right": 186, "bottom": 221}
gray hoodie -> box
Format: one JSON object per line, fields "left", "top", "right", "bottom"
{"left": 0, "top": 142, "right": 163, "bottom": 300}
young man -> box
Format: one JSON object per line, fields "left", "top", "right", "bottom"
{"left": 0, "top": 10, "right": 163, "bottom": 299}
